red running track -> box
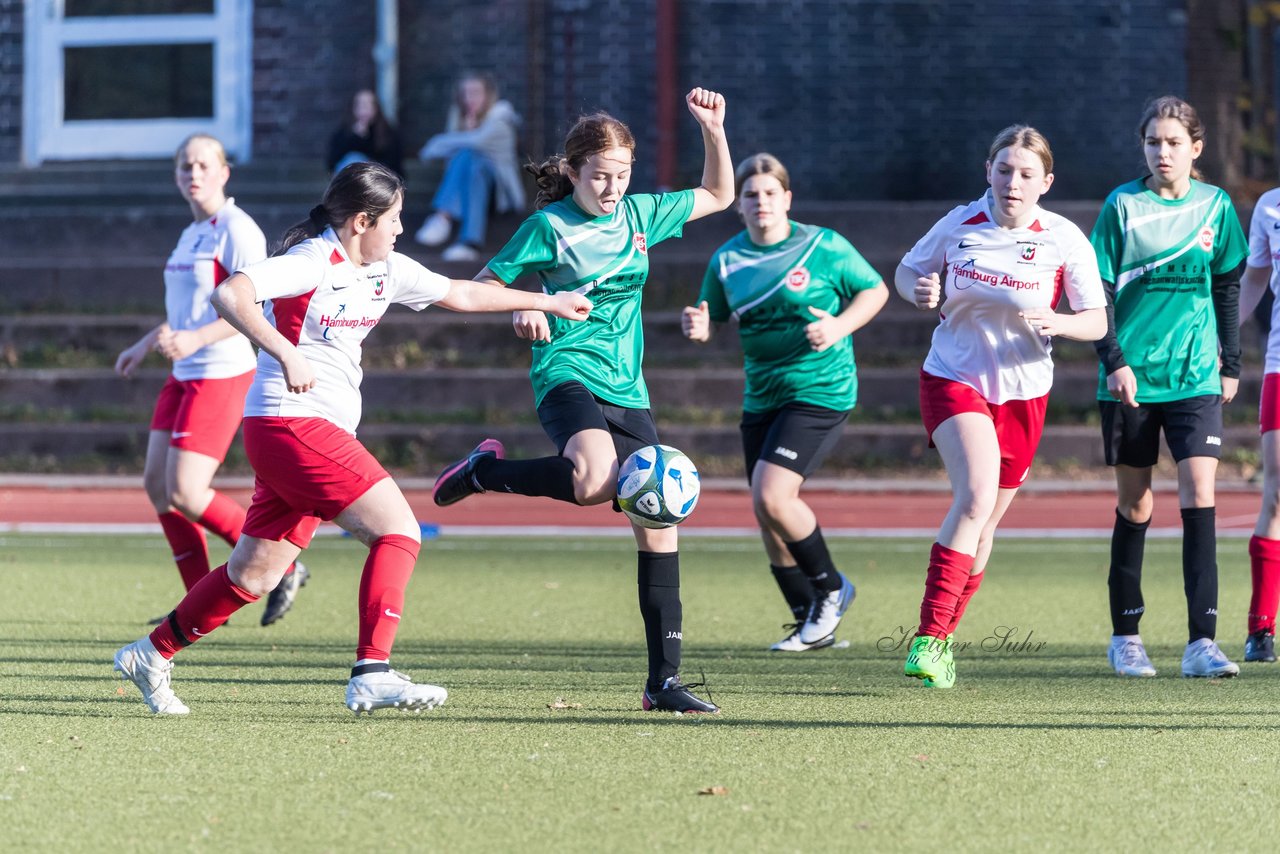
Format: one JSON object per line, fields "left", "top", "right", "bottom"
{"left": 0, "top": 481, "right": 1262, "bottom": 535}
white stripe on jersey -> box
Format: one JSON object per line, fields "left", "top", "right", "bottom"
{"left": 1247, "top": 187, "right": 1280, "bottom": 374}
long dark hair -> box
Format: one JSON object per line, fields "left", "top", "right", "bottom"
{"left": 525, "top": 112, "right": 635, "bottom": 209}
{"left": 1138, "top": 95, "right": 1205, "bottom": 181}
{"left": 349, "top": 88, "right": 397, "bottom": 154}
{"left": 276, "top": 162, "right": 404, "bottom": 255}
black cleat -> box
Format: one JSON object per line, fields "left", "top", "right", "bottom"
{"left": 641, "top": 676, "right": 719, "bottom": 714}
{"left": 261, "top": 562, "right": 309, "bottom": 626}
{"left": 432, "top": 439, "right": 504, "bottom": 507}
{"left": 1245, "top": 629, "right": 1277, "bottom": 662}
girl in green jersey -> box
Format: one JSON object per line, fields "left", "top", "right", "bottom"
{"left": 684, "top": 153, "right": 888, "bottom": 652}
{"left": 432, "top": 88, "right": 734, "bottom": 713}
{"left": 1091, "top": 96, "right": 1247, "bottom": 679}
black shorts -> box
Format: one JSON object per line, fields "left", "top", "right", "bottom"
{"left": 1099, "top": 395, "right": 1224, "bottom": 467}
{"left": 740, "top": 403, "right": 850, "bottom": 483}
{"left": 537, "top": 380, "right": 660, "bottom": 463}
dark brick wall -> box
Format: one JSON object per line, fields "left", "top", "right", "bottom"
{"left": 4, "top": 0, "right": 1188, "bottom": 199}
{"left": 250, "top": 0, "right": 378, "bottom": 162}
{"left": 0, "top": 0, "right": 22, "bottom": 163}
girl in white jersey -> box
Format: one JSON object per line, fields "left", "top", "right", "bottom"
{"left": 431, "top": 88, "right": 733, "bottom": 713}
{"left": 684, "top": 153, "right": 888, "bottom": 653}
{"left": 113, "top": 162, "right": 592, "bottom": 715}
{"left": 113, "top": 134, "right": 307, "bottom": 627}
{"left": 893, "top": 125, "right": 1107, "bottom": 688}
{"left": 1236, "top": 187, "right": 1280, "bottom": 664}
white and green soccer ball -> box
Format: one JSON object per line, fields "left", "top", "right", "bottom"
{"left": 616, "top": 444, "right": 701, "bottom": 529}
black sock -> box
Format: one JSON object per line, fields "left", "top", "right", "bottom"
{"left": 784, "top": 525, "right": 841, "bottom": 593}
{"left": 770, "top": 564, "right": 813, "bottom": 621}
{"left": 1182, "top": 506, "right": 1218, "bottom": 641}
{"left": 638, "top": 551, "right": 681, "bottom": 690}
{"left": 1109, "top": 509, "right": 1149, "bottom": 635}
{"left": 474, "top": 455, "right": 578, "bottom": 504}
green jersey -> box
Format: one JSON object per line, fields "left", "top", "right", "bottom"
{"left": 700, "top": 222, "right": 883, "bottom": 412}
{"left": 1090, "top": 178, "right": 1247, "bottom": 402}
{"left": 487, "top": 190, "right": 695, "bottom": 408}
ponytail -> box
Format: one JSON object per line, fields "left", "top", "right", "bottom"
{"left": 525, "top": 156, "right": 574, "bottom": 209}
{"left": 274, "top": 163, "right": 404, "bottom": 255}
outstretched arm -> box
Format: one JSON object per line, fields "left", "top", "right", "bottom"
{"left": 437, "top": 279, "right": 591, "bottom": 321}
{"left": 685, "top": 88, "right": 734, "bottom": 222}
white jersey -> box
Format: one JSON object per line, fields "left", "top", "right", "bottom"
{"left": 240, "top": 229, "right": 451, "bottom": 434}
{"left": 1246, "top": 186, "right": 1280, "bottom": 374}
{"left": 164, "top": 198, "right": 265, "bottom": 380}
{"left": 901, "top": 191, "right": 1106, "bottom": 403}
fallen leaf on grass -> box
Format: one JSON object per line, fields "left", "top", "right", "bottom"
{"left": 856, "top": 822, "right": 872, "bottom": 830}
{"left": 697, "top": 786, "right": 729, "bottom": 796}
{"left": 115, "top": 687, "right": 125, "bottom": 696}
{"left": 912, "top": 754, "right": 929, "bottom": 763}
{"left": 547, "top": 698, "right": 582, "bottom": 710}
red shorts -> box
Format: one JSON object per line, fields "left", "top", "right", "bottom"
{"left": 149, "top": 370, "right": 254, "bottom": 460}
{"left": 919, "top": 371, "right": 1048, "bottom": 489}
{"left": 1262, "top": 373, "right": 1280, "bottom": 435}
{"left": 241, "top": 416, "right": 390, "bottom": 548}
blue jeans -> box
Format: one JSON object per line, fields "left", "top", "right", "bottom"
{"left": 432, "top": 148, "right": 495, "bottom": 247}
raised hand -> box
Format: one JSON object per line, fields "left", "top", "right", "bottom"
{"left": 685, "top": 87, "right": 726, "bottom": 131}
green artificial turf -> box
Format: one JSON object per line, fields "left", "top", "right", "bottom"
{"left": 2, "top": 533, "right": 1278, "bottom": 852}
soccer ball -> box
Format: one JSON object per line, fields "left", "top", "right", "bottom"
{"left": 616, "top": 444, "right": 701, "bottom": 529}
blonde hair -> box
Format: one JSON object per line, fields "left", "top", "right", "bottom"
{"left": 526, "top": 112, "right": 636, "bottom": 209}
{"left": 174, "top": 133, "right": 228, "bottom": 168}
{"left": 734, "top": 153, "right": 791, "bottom": 195}
{"left": 987, "top": 125, "right": 1053, "bottom": 174}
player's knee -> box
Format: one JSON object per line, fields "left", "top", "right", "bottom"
{"left": 752, "top": 487, "right": 792, "bottom": 524}
{"left": 952, "top": 486, "right": 997, "bottom": 523}
{"left": 1118, "top": 493, "right": 1154, "bottom": 524}
{"left": 573, "top": 469, "right": 615, "bottom": 505}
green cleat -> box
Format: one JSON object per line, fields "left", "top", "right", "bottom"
{"left": 904, "top": 634, "right": 954, "bottom": 688}
{"left": 923, "top": 635, "right": 955, "bottom": 688}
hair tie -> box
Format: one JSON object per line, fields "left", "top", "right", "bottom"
{"left": 308, "top": 204, "right": 328, "bottom": 229}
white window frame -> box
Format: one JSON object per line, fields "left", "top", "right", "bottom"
{"left": 22, "top": 0, "right": 253, "bottom": 164}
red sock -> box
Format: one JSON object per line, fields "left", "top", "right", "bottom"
{"left": 158, "top": 511, "right": 210, "bottom": 591}
{"left": 1248, "top": 535, "right": 1280, "bottom": 633}
{"left": 948, "top": 571, "right": 985, "bottom": 635}
{"left": 918, "top": 543, "right": 975, "bottom": 639}
{"left": 198, "top": 491, "right": 246, "bottom": 547}
{"left": 356, "top": 535, "right": 421, "bottom": 661}
{"left": 149, "top": 564, "right": 259, "bottom": 658}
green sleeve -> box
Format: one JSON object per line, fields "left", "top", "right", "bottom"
{"left": 1211, "top": 193, "right": 1249, "bottom": 275}
{"left": 1089, "top": 197, "right": 1123, "bottom": 284}
{"left": 636, "top": 190, "right": 696, "bottom": 246}
{"left": 485, "top": 214, "right": 557, "bottom": 284}
{"left": 698, "top": 258, "right": 731, "bottom": 323}
{"left": 828, "top": 231, "right": 884, "bottom": 298}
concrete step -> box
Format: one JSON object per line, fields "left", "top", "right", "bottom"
{"left": 4, "top": 420, "right": 1239, "bottom": 478}
{"left": 3, "top": 364, "right": 1260, "bottom": 421}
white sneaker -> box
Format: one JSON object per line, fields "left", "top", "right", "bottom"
{"left": 113, "top": 637, "right": 189, "bottom": 715}
{"left": 441, "top": 243, "right": 480, "bottom": 263}
{"left": 1182, "top": 638, "right": 1240, "bottom": 678}
{"left": 769, "top": 623, "right": 836, "bottom": 652}
{"left": 345, "top": 668, "right": 447, "bottom": 715}
{"left": 414, "top": 212, "right": 451, "bottom": 247}
{"left": 1107, "top": 635, "right": 1156, "bottom": 677}
{"left": 798, "top": 574, "right": 856, "bottom": 643}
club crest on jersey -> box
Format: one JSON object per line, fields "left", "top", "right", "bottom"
{"left": 785, "top": 266, "right": 811, "bottom": 291}
{"left": 373, "top": 277, "right": 385, "bottom": 296}
{"left": 633, "top": 233, "right": 648, "bottom": 255}
{"left": 1020, "top": 244, "right": 1036, "bottom": 261}
{"left": 1198, "top": 226, "right": 1215, "bottom": 251}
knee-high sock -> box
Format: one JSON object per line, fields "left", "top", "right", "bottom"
{"left": 638, "top": 551, "right": 681, "bottom": 688}
{"left": 784, "top": 526, "right": 841, "bottom": 593}
{"left": 357, "top": 535, "right": 420, "bottom": 661}
{"left": 770, "top": 564, "right": 814, "bottom": 621}
{"left": 149, "top": 564, "right": 259, "bottom": 658}
{"left": 474, "top": 456, "right": 578, "bottom": 504}
{"left": 1109, "top": 510, "right": 1149, "bottom": 635}
{"left": 918, "top": 543, "right": 973, "bottom": 639}
{"left": 1249, "top": 535, "right": 1280, "bottom": 633}
{"left": 1182, "top": 507, "right": 1218, "bottom": 642}
{"left": 948, "top": 571, "right": 986, "bottom": 635}
{"left": 157, "top": 511, "right": 210, "bottom": 591}
{"left": 197, "top": 491, "right": 246, "bottom": 547}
